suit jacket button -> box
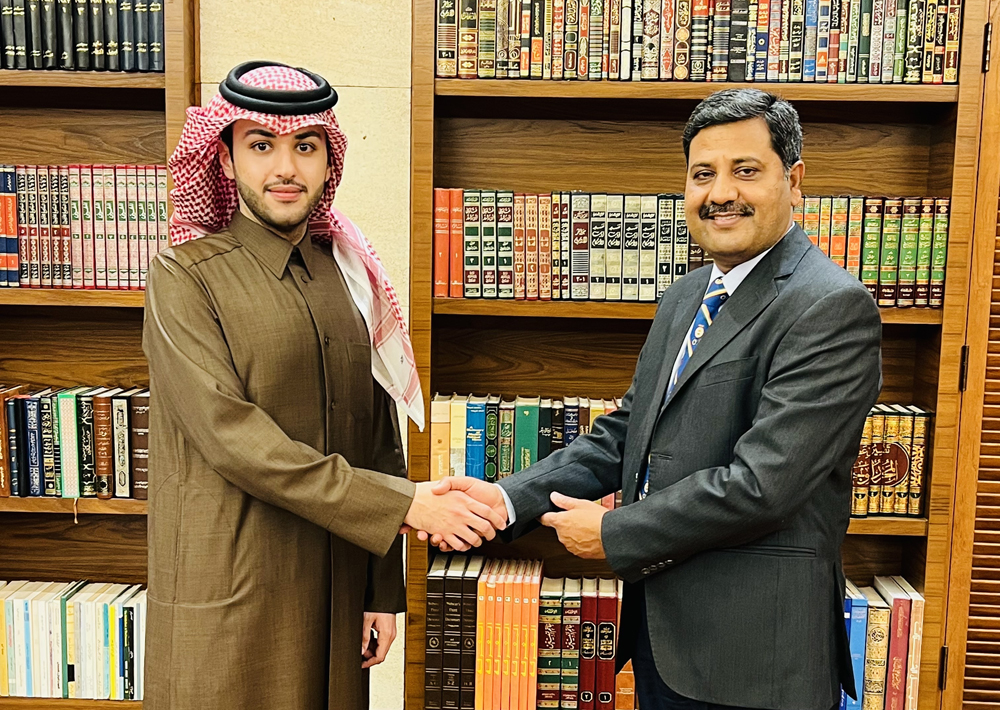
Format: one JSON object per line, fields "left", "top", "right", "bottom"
{"left": 666, "top": 559, "right": 674, "bottom": 565}
{"left": 641, "top": 567, "right": 649, "bottom": 575}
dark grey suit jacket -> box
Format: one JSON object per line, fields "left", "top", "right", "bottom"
{"left": 498, "top": 226, "right": 882, "bottom": 710}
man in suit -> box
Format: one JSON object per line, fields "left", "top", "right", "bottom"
{"left": 422, "top": 89, "right": 882, "bottom": 710}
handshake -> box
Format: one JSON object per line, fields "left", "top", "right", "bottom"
{"left": 401, "top": 477, "right": 609, "bottom": 559}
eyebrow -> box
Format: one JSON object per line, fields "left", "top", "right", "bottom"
{"left": 244, "top": 128, "right": 278, "bottom": 139}
{"left": 294, "top": 130, "right": 325, "bottom": 141}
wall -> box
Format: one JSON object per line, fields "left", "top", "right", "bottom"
{"left": 198, "top": 1, "right": 411, "bottom": 706}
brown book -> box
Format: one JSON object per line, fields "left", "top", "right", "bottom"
{"left": 851, "top": 408, "right": 875, "bottom": 517}
{"left": 907, "top": 406, "right": 930, "bottom": 517}
{"left": 879, "top": 404, "right": 905, "bottom": 514}
{"left": 128, "top": 389, "right": 150, "bottom": 500}
{"left": 0, "top": 385, "right": 25, "bottom": 497}
{"left": 579, "top": 397, "right": 591, "bottom": 437}
{"left": 93, "top": 388, "right": 123, "bottom": 499}
{"left": 867, "top": 405, "right": 889, "bottom": 514}
{"left": 890, "top": 404, "right": 914, "bottom": 515}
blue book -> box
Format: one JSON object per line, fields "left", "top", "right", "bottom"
{"left": 845, "top": 580, "right": 868, "bottom": 710}
{"left": 25, "top": 395, "right": 42, "bottom": 496}
{"left": 3, "top": 166, "right": 16, "bottom": 286}
{"left": 803, "top": 0, "right": 819, "bottom": 79}
{"left": 465, "top": 396, "right": 487, "bottom": 480}
{"left": 754, "top": 13, "right": 769, "bottom": 79}
{"left": 23, "top": 600, "right": 33, "bottom": 696}
{"left": 840, "top": 595, "right": 851, "bottom": 709}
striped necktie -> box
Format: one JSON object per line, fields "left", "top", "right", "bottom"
{"left": 639, "top": 276, "right": 729, "bottom": 500}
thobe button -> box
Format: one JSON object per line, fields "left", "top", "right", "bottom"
{"left": 330, "top": 402, "right": 336, "bottom": 411}
{"left": 324, "top": 336, "right": 331, "bottom": 346}
{"left": 300, "top": 274, "right": 308, "bottom": 283}
{"left": 641, "top": 567, "right": 650, "bottom": 575}
{"left": 666, "top": 559, "right": 674, "bottom": 565}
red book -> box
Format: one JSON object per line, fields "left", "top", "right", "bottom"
{"left": 434, "top": 188, "right": 450, "bottom": 298}
{"left": 525, "top": 194, "right": 539, "bottom": 301}
{"left": 449, "top": 187, "right": 464, "bottom": 298}
{"left": 596, "top": 579, "right": 618, "bottom": 710}
{"left": 579, "top": 578, "right": 599, "bottom": 710}
{"left": 538, "top": 194, "right": 552, "bottom": 300}
{"left": 513, "top": 194, "right": 527, "bottom": 300}
{"left": 874, "top": 576, "right": 912, "bottom": 710}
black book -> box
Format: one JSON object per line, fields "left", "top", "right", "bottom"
{"left": 459, "top": 556, "right": 484, "bottom": 710}
{"left": 11, "top": 0, "right": 26, "bottom": 68}
{"left": 122, "top": 605, "right": 135, "bottom": 699}
{"left": 39, "top": 392, "right": 57, "bottom": 496}
{"left": 77, "top": 386, "right": 103, "bottom": 497}
{"left": 87, "top": 0, "right": 102, "bottom": 69}
{"left": 118, "top": 0, "right": 132, "bottom": 69}
{"left": 550, "top": 399, "right": 565, "bottom": 451}
{"left": 1, "top": 0, "right": 15, "bottom": 68}
{"left": 132, "top": 0, "right": 144, "bottom": 70}
{"left": 425, "top": 555, "right": 449, "bottom": 710}
{"left": 6, "top": 397, "right": 25, "bottom": 497}
{"left": 72, "top": 0, "right": 86, "bottom": 67}
{"left": 26, "top": 0, "right": 40, "bottom": 67}
{"left": 442, "top": 555, "right": 468, "bottom": 710}
{"left": 147, "top": 0, "right": 159, "bottom": 70}
{"left": 484, "top": 395, "right": 500, "bottom": 483}
{"left": 40, "top": 0, "right": 54, "bottom": 67}
{"left": 728, "top": 0, "right": 750, "bottom": 81}
{"left": 537, "top": 397, "right": 552, "bottom": 460}
{"left": 102, "top": 0, "right": 115, "bottom": 68}
{"left": 56, "top": 0, "right": 71, "bottom": 67}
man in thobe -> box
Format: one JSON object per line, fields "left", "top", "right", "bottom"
{"left": 142, "top": 61, "right": 504, "bottom": 710}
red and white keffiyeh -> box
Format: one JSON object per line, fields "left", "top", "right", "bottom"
{"left": 168, "top": 64, "right": 424, "bottom": 430}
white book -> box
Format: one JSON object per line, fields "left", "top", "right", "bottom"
{"left": 588, "top": 193, "right": 607, "bottom": 301}
{"left": 112, "top": 388, "right": 144, "bottom": 498}
{"left": 0, "top": 580, "right": 29, "bottom": 697}
{"left": 656, "top": 195, "right": 675, "bottom": 298}
{"left": 449, "top": 394, "right": 469, "bottom": 478}
{"left": 134, "top": 590, "right": 147, "bottom": 700}
{"left": 639, "top": 194, "right": 658, "bottom": 302}
{"left": 496, "top": 191, "right": 515, "bottom": 299}
{"left": 605, "top": 195, "right": 624, "bottom": 301}
{"left": 560, "top": 193, "right": 571, "bottom": 300}
{"left": 570, "top": 193, "right": 591, "bottom": 300}
{"left": 96, "top": 584, "right": 129, "bottom": 699}
{"left": 622, "top": 195, "right": 642, "bottom": 301}
{"left": 75, "top": 582, "right": 111, "bottom": 699}
{"left": 480, "top": 191, "right": 498, "bottom": 299}
{"left": 13, "top": 582, "right": 47, "bottom": 697}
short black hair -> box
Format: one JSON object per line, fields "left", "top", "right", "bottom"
{"left": 683, "top": 89, "right": 803, "bottom": 171}
{"left": 220, "top": 123, "right": 234, "bottom": 156}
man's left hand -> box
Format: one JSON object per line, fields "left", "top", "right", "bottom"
{"left": 539, "top": 492, "right": 608, "bottom": 560}
{"left": 362, "top": 612, "right": 397, "bottom": 669}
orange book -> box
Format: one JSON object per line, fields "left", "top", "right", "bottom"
{"left": 434, "top": 188, "right": 451, "bottom": 298}
{"left": 518, "top": 561, "right": 531, "bottom": 710}
{"left": 510, "top": 560, "right": 526, "bottom": 710}
{"left": 476, "top": 559, "right": 495, "bottom": 710}
{"left": 526, "top": 561, "right": 542, "bottom": 710}
{"left": 500, "top": 560, "right": 516, "bottom": 710}
{"left": 449, "top": 187, "right": 464, "bottom": 297}
{"left": 493, "top": 559, "right": 509, "bottom": 710}
{"left": 483, "top": 560, "right": 501, "bottom": 710}
{"left": 614, "top": 661, "right": 635, "bottom": 710}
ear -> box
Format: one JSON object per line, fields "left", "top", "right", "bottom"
{"left": 218, "top": 139, "right": 235, "bottom": 180}
{"left": 788, "top": 160, "right": 805, "bottom": 206}
{"left": 325, "top": 164, "right": 332, "bottom": 183}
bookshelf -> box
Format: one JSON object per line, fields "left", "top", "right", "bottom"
{"left": 405, "top": 2, "right": 989, "bottom": 710}
{"left": 0, "top": 0, "right": 196, "bottom": 706}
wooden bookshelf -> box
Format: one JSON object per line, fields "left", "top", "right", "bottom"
{"left": 0, "top": 2, "right": 196, "bottom": 707}
{"left": 406, "top": 1, "right": 989, "bottom": 709}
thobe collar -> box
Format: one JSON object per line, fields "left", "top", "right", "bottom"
{"left": 229, "top": 210, "right": 318, "bottom": 280}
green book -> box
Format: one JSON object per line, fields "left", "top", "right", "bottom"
{"left": 892, "top": 0, "right": 908, "bottom": 81}
{"left": 463, "top": 190, "right": 481, "bottom": 298}
{"left": 484, "top": 395, "right": 501, "bottom": 483}
{"left": 914, "top": 197, "right": 935, "bottom": 306}
{"left": 930, "top": 198, "right": 949, "bottom": 307}
{"left": 857, "top": 0, "right": 874, "bottom": 81}
{"left": 498, "top": 399, "right": 515, "bottom": 480}
{"left": 897, "top": 198, "right": 920, "bottom": 307}
{"left": 514, "top": 395, "right": 540, "bottom": 473}
{"left": 860, "top": 198, "right": 883, "bottom": 298}
{"left": 57, "top": 386, "right": 89, "bottom": 498}
{"left": 878, "top": 198, "right": 902, "bottom": 307}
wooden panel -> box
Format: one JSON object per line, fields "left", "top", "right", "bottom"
{"left": 0, "top": 70, "right": 164, "bottom": 88}
{"left": 0, "top": 498, "right": 146, "bottom": 515}
{"left": 0, "top": 305, "right": 148, "bottom": 388}
{"left": 0, "top": 513, "right": 147, "bottom": 584}
{"left": 0, "top": 291, "right": 145, "bottom": 308}
{"left": 436, "top": 118, "right": 934, "bottom": 196}
{"left": 0, "top": 109, "right": 165, "bottom": 165}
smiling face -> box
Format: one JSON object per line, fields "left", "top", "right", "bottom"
{"left": 684, "top": 117, "right": 804, "bottom": 272}
{"left": 218, "top": 119, "right": 332, "bottom": 242}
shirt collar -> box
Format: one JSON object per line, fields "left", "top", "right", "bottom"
{"left": 708, "top": 222, "right": 794, "bottom": 297}
{"left": 228, "top": 210, "right": 315, "bottom": 280}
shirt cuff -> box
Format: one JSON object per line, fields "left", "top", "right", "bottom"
{"left": 498, "top": 484, "right": 517, "bottom": 525}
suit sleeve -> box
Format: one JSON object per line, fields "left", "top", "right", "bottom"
{"left": 365, "top": 386, "right": 409, "bottom": 613}
{"left": 601, "top": 285, "right": 882, "bottom": 583}
{"left": 142, "top": 255, "right": 415, "bottom": 558}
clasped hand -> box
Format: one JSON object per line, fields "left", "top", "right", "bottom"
{"left": 402, "top": 478, "right": 608, "bottom": 559}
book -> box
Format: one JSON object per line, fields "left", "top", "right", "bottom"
{"left": 430, "top": 394, "right": 452, "bottom": 482}
{"left": 873, "top": 576, "right": 911, "bottom": 710}
{"left": 514, "top": 395, "right": 541, "bottom": 472}
{"left": 845, "top": 581, "right": 868, "bottom": 710}
{"left": 891, "top": 576, "right": 923, "bottom": 710}
{"left": 859, "top": 586, "right": 891, "bottom": 709}
{"left": 425, "top": 555, "right": 449, "bottom": 710}
{"left": 128, "top": 390, "right": 148, "bottom": 499}
{"left": 443, "top": 556, "right": 469, "bottom": 710}
{"left": 465, "top": 395, "right": 487, "bottom": 480}
{"left": 485, "top": 395, "right": 501, "bottom": 483}
{"left": 133, "top": 0, "right": 146, "bottom": 70}
{"left": 119, "top": 0, "right": 134, "bottom": 70}
{"left": 480, "top": 190, "right": 498, "bottom": 298}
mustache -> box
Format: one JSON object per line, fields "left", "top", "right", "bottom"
{"left": 699, "top": 201, "right": 755, "bottom": 220}
{"left": 264, "top": 178, "right": 308, "bottom": 192}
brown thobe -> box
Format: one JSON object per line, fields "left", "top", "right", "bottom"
{"left": 141, "top": 211, "right": 415, "bottom": 710}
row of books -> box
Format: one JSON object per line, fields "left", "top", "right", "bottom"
{"left": 425, "top": 554, "right": 631, "bottom": 710}
{"left": 0, "top": 164, "right": 170, "bottom": 291}
{"left": 430, "top": 392, "right": 622, "bottom": 500}
{"left": 0, "top": 579, "right": 147, "bottom": 700}
{"left": 0, "top": 385, "right": 150, "bottom": 500}
{"left": 436, "top": 0, "right": 963, "bottom": 84}
{"left": 851, "top": 403, "right": 931, "bottom": 518}
{"left": 0, "top": 0, "right": 164, "bottom": 72}
{"left": 843, "top": 576, "right": 924, "bottom": 710}
{"left": 433, "top": 188, "right": 950, "bottom": 308}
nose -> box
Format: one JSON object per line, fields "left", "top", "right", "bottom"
{"left": 706, "top": 171, "right": 739, "bottom": 207}
{"left": 273, "top": 144, "right": 298, "bottom": 180}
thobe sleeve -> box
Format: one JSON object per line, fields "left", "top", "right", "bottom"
{"left": 365, "top": 385, "right": 408, "bottom": 612}
{"left": 142, "top": 255, "right": 415, "bottom": 558}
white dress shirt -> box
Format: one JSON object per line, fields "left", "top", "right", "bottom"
{"left": 499, "top": 224, "right": 792, "bottom": 525}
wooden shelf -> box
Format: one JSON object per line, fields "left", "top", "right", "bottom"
{"left": 432, "top": 298, "right": 944, "bottom": 324}
{"left": 0, "top": 290, "right": 145, "bottom": 308}
{"left": 0, "top": 700, "right": 141, "bottom": 708}
{"left": 847, "top": 517, "right": 928, "bottom": 535}
{"left": 0, "top": 70, "right": 164, "bottom": 89}
{"left": 0, "top": 498, "right": 147, "bottom": 515}
{"left": 435, "top": 79, "right": 960, "bottom": 103}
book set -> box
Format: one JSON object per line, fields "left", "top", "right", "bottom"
{"left": 0, "top": 579, "right": 147, "bottom": 700}
{"left": 434, "top": 188, "right": 950, "bottom": 308}
{"left": 0, "top": 164, "right": 169, "bottom": 291}
{"left": 425, "top": 554, "right": 632, "bottom": 710}
{"left": 437, "top": 0, "right": 963, "bottom": 83}
{"left": 0, "top": 384, "right": 150, "bottom": 500}
{"left": 0, "top": 0, "right": 164, "bottom": 72}
{"left": 850, "top": 404, "right": 931, "bottom": 519}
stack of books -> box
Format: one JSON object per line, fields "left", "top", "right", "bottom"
{"left": 436, "top": 0, "right": 963, "bottom": 84}
{"left": 0, "top": 0, "right": 164, "bottom": 72}
{"left": 0, "top": 579, "right": 147, "bottom": 700}
{"left": 433, "top": 188, "right": 950, "bottom": 308}
{"left": 0, "top": 384, "right": 150, "bottom": 500}
{"left": 0, "top": 164, "right": 169, "bottom": 291}
{"left": 851, "top": 404, "right": 931, "bottom": 518}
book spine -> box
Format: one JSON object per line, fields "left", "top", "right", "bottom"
{"left": 673, "top": 0, "right": 691, "bottom": 78}
{"left": 119, "top": 0, "right": 134, "bottom": 70}
{"left": 862, "top": 603, "right": 891, "bottom": 709}
{"left": 877, "top": 198, "right": 902, "bottom": 307}
{"left": 528, "top": 0, "right": 541, "bottom": 76}
{"left": 129, "top": 393, "right": 148, "bottom": 499}
{"left": 58, "top": 167, "right": 71, "bottom": 288}
{"left": 526, "top": 194, "right": 539, "bottom": 299}
{"left": 588, "top": 194, "right": 606, "bottom": 301}
{"left": 908, "top": 411, "right": 927, "bottom": 515}
{"left": 914, "top": 197, "right": 933, "bottom": 306}
{"left": 631, "top": 0, "right": 643, "bottom": 78}
{"left": 560, "top": 193, "right": 571, "bottom": 298}
{"left": 885, "top": 593, "right": 910, "bottom": 710}
{"left": 803, "top": 0, "right": 818, "bottom": 78}
{"left": 561, "top": 590, "right": 581, "bottom": 710}
{"left": 498, "top": 403, "right": 514, "bottom": 479}
{"left": 896, "top": 198, "right": 920, "bottom": 307}
{"left": 480, "top": 190, "right": 498, "bottom": 298}
{"left": 672, "top": 196, "right": 688, "bottom": 281}
{"left": 40, "top": 395, "right": 57, "bottom": 495}
{"left": 851, "top": 412, "right": 873, "bottom": 516}
{"left": 550, "top": 195, "right": 561, "bottom": 299}
{"left": 463, "top": 190, "right": 481, "bottom": 298}
{"left": 729, "top": 0, "right": 749, "bottom": 80}
{"left": 893, "top": 410, "right": 914, "bottom": 514}
{"left": 656, "top": 195, "right": 673, "bottom": 298}
{"left": 2, "top": 168, "right": 17, "bottom": 286}
{"left": 942, "top": 0, "right": 960, "bottom": 83}
{"left": 49, "top": 165, "right": 64, "bottom": 287}
{"left": 552, "top": 0, "right": 565, "bottom": 77}
{"left": 830, "top": 196, "right": 849, "bottom": 268}
{"left": 112, "top": 397, "right": 131, "bottom": 498}
{"left": 103, "top": 0, "right": 117, "bottom": 69}
{"left": 826, "top": 0, "right": 840, "bottom": 80}
{"left": 56, "top": 0, "right": 71, "bottom": 67}
{"left": 116, "top": 166, "right": 130, "bottom": 290}
{"left": 57, "top": 394, "right": 79, "bottom": 498}
{"left": 640, "top": 0, "right": 659, "bottom": 79}
{"left": 879, "top": 411, "right": 902, "bottom": 511}
{"left": 846, "top": 195, "right": 864, "bottom": 278}
{"left": 579, "top": 590, "right": 596, "bottom": 710}
{"left": 38, "top": 166, "right": 52, "bottom": 287}
{"left": 76, "top": 395, "right": 96, "bottom": 496}
{"left": 920, "top": 0, "right": 936, "bottom": 81}
{"left": 846, "top": 0, "right": 861, "bottom": 79}
{"left": 442, "top": 572, "right": 462, "bottom": 710}
{"left": 619, "top": 0, "right": 632, "bottom": 78}
{"left": 659, "top": 0, "right": 674, "bottom": 78}
{"left": 837, "top": 0, "right": 850, "bottom": 79}
{"left": 479, "top": 0, "right": 497, "bottom": 76}
{"left": 496, "top": 0, "right": 510, "bottom": 76}
{"left": 816, "top": 0, "right": 830, "bottom": 79}
{"left": 539, "top": 193, "right": 553, "bottom": 300}
{"left": 931, "top": 0, "right": 945, "bottom": 82}
{"left": 27, "top": 0, "right": 41, "bottom": 67}
{"left": 595, "top": 587, "right": 616, "bottom": 710}
{"left": 608, "top": 0, "right": 620, "bottom": 78}
{"left": 868, "top": 410, "right": 886, "bottom": 513}
{"left": 437, "top": 0, "right": 459, "bottom": 76}
{"left": 15, "top": 167, "right": 27, "bottom": 286}
{"left": 929, "top": 198, "right": 948, "bottom": 306}
{"left": 868, "top": 0, "right": 884, "bottom": 81}
{"left": 485, "top": 401, "right": 500, "bottom": 482}
{"left": 12, "top": 0, "right": 27, "bottom": 68}
{"left": 80, "top": 166, "right": 95, "bottom": 288}
{"left": 26, "top": 166, "right": 41, "bottom": 287}
{"left": 103, "top": 166, "right": 119, "bottom": 289}
{"left": 891, "top": 0, "right": 906, "bottom": 81}
{"left": 638, "top": 195, "right": 656, "bottom": 302}
{"left": 134, "top": 0, "right": 147, "bottom": 70}
{"left": 691, "top": 0, "right": 709, "bottom": 78}
{"left": 6, "top": 399, "right": 21, "bottom": 496}
{"left": 711, "top": 0, "right": 731, "bottom": 80}
{"left": 156, "top": 165, "right": 169, "bottom": 257}
{"left": 857, "top": 0, "right": 872, "bottom": 80}
{"left": 148, "top": 0, "right": 162, "bottom": 70}
{"left": 1, "top": 0, "right": 14, "bottom": 68}
{"left": 538, "top": 590, "right": 562, "bottom": 709}
{"left": 879, "top": 0, "right": 896, "bottom": 82}
{"left": 514, "top": 193, "right": 526, "bottom": 299}
{"left": 496, "top": 191, "right": 515, "bottom": 298}
{"left": 588, "top": 0, "right": 603, "bottom": 79}
{"left": 622, "top": 195, "right": 640, "bottom": 301}
{"left": 903, "top": 0, "right": 924, "bottom": 82}
{"left": 860, "top": 198, "right": 883, "bottom": 298}
{"left": 88, "top": 0, "right": 104, "bottom": 68}
{"left": 531, "top": 0, "right": 545, "bottom": 77}
{"left": 789, "top": 0, "right": 804, "bottom": 78}
{"left": 564, "top": 0, "right": 578, "bottom": 78}
{"left": 767, "top": 0, "right": 782, "bottom": 78}
{"left": 605, "top": 195, "right": 623, "bottom": 301}
{"left": 818, "top": 196, "right": 832, "bottom": 255}
{"left": 93, "top": 396, "right": 113, "bottom": 499}
{"left": 26, "top": 397, "right": 41, "bottom": 496}
{"left": 754, "top": 0, "right": 770, "bottom": 77}
{"left": 571, "top": 193, "right": 590, "bottom": 299}
{"left": 602, "top": 0, "right": 611, "bottom": 78}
